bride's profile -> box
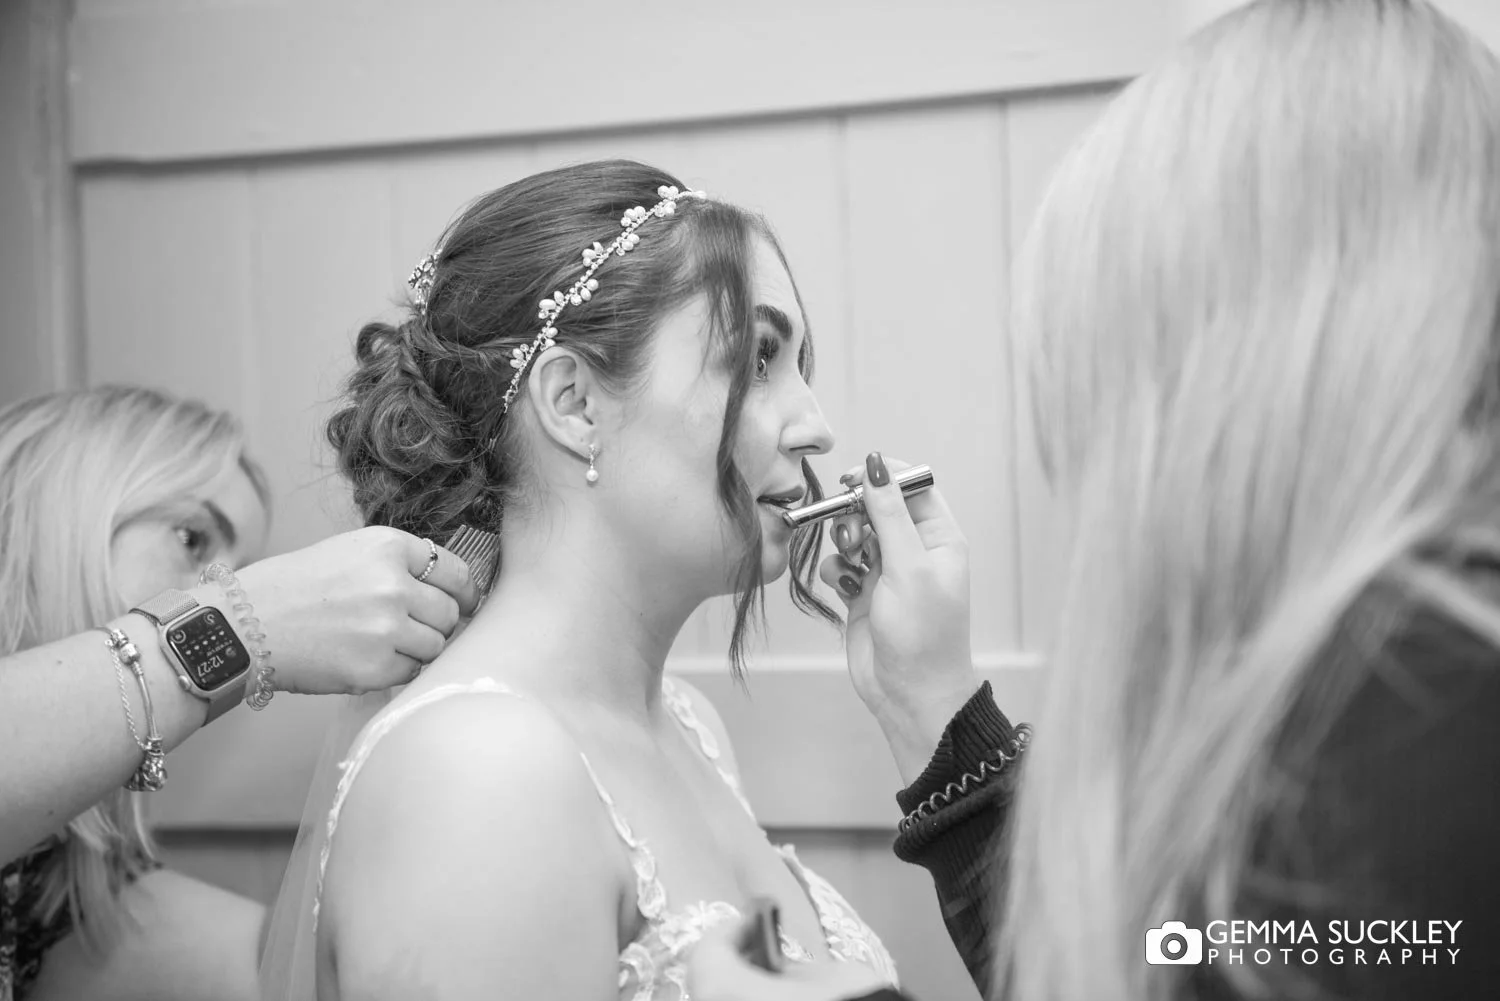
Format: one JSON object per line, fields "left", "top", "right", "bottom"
{"left": 259, "top": 160, "right": 900, "bottom": 1000}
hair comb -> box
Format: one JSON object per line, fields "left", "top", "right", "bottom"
{"left": 445, "top": 524, "right": 502, "bottom": 600}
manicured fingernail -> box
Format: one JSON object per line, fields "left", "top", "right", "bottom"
{"left": 833, "top": 524, "right": 851, "bottom": 551}
{"left": 866, "top": 452, "right": 889, "bottom": 487}
{"left": 838, "top": 575, "right": 861, "bottom": 597}
{"left": 839, "top": 473, "right": 857, "bottom": 489}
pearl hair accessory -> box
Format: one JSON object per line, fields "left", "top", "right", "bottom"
{"left": 408, "top": 254, "right": 437, "bottom": 313}
{"left": 502, "top": 184, "right": 704, "bottom": 414}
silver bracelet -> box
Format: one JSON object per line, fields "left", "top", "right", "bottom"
{"left": 897, "top": 724, "right": 1032, "bottom": 834}
{"left": 199, "top": 562, "right": 275, "bottom": 709}
{"left": 99, "top": 626, "right": 168, "bottom": 791}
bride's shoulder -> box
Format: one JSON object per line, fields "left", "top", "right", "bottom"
{"left": 340, "top": 684, "right": 602, "bottom": 824}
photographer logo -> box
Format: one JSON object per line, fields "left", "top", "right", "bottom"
{"left": 1145, "top": 921, "right": 1204, "bottom": 965}
{"left": 1142, "top": 919, "right": 1461, "bottom": 969}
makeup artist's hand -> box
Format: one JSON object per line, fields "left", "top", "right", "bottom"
{"left": 231, "top": 527, "right": 479, "bottom": 695}
{"left": 687, "top": 919, "right": 894, "bottom": 1001}
{"left": 820, "top": 453, "right": 978, "bottom": 786}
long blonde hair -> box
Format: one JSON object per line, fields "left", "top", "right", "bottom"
{"left": 1002, "top": 2, "right": 1500, "bottom": 998}
{"left": 0, "top": 385, "right": 268, "bottom": 953}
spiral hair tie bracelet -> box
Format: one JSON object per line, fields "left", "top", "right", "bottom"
{"left": 200, "top": 562, "right": 275, "bottom": 709}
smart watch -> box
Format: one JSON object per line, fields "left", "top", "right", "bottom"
{"left": 130, "top": 589, "right": 252, "bottom": 724}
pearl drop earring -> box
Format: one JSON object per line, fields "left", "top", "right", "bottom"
{"left": 585, "top": 444, "right": 600, "bottom": 484}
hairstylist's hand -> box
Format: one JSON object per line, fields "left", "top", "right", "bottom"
{"left": 819, "top": 453, "right": 978, "bottom": 785}
{"left": 687, "top": 919, "right": 892, "bottom": 1001}
{"left": 228, "top": 527, "right": 479, "bottom": 694}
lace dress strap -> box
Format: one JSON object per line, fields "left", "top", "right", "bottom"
{"left": 661, "top": 677, "right": 758, "bottom": 819}
{"left": 575, "top": 754, "right": 669, "bottom": 922}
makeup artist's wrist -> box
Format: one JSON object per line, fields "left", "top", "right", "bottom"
{"left": 107, "top": 611, "right": 213, "bottom": 745}
{"left": 872, "top": 668, "right": 981, "bottom": 787}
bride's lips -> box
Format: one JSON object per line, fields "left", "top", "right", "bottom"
{"left": 756, "top": 487, "right": 806, "bottom": 526}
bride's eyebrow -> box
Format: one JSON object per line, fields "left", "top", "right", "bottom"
{"left": 754, "top": 304, "right": 793, "bottom": 342}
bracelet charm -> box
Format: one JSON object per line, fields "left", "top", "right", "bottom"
{"left": 99, "top": 626, "right": 168, "bottom": 792}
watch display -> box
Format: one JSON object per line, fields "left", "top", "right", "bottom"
{"left": 165, "top": 607, "right": 250, "bottom": 690}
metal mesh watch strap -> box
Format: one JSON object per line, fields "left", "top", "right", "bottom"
{"left": 131, "top": 588, "right": 199, "bottom": 624}
{"left": 129, "top": 588, "right": 246, "bottom": 726}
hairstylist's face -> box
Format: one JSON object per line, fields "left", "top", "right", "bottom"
{"left": 606, "top": 236, "right": 833, "bottom": 593}
{"left": 110, "top": 462, "right": 271, "bottom": 607}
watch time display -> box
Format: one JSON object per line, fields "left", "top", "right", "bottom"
{"left": 166, "top": 608, "right": 250, "bottom": 689}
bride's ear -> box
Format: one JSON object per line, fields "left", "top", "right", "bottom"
{"left": 526, "top": 349, "right": 604, "bottom": 455}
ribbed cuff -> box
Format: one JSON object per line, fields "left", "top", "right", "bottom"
{"left": 896, "top": 681, "right": 1019, "bottom": 814}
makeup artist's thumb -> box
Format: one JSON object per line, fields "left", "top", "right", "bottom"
{"left": 859, "top": 452, "right": 924, "bottom": 566}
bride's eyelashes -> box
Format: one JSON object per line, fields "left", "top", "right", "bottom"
{"left": 754, "top": 335, "right": 780, "bottom": 382}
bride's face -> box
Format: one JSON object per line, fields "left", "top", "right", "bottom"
{"left": 606, "top": 236, "right": 833, "bottom": 592}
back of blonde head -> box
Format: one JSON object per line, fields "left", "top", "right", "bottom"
{"left": 0, "top": 385, "right": 265, "bottom": 953}
{"left": 1002, "top": 1, "right": 1500, "bottom": 998}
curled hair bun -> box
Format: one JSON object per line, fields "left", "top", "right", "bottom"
{"left": 326, "top": 316, "right": 504, "bottom": 538}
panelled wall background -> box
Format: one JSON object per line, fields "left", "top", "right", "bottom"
{"left": 5, "top": 2, "right": 1500, "bottom": 999}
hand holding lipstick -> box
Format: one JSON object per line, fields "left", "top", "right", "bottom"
{"left": 819, "top": 452, "right": 979, "bottom": 786}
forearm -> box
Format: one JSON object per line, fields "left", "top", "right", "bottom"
{"left": 891, "top": 682, "right": 1023, "bottom": 993}
{"left": 0, "top": 607, "right": 211, "bottom": 864}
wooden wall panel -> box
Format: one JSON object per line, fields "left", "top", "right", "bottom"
{"left": 67, "top": 0, "right": 1166, "bottom": 164}
{"left": 844, "top": 101, "right": 1022, "bottom": 652}
{"left": 242, "top": 160, "right": 399, "bottom": 547}
{"left": 0, "top": 0, "right": 78, "bottom": 411}
{"left": 79, "top": 169, "right": 256, "bottom": 415}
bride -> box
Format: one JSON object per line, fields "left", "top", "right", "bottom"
{"left": 259, "top": 160, "right": 939, "bottom": 1000}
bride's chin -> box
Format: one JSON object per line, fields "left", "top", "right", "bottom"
{"left": 759, "top": 547, "right": 792, "bottom": 583}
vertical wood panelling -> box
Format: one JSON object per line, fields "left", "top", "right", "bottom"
{"left": 79, "top": 169, "right": 255, "bottom": 415}
{"left": 0, "top": 0, "right": 77, "bottom": 412}
{"left": 244, "top": 159, "right": 397, "bottom": 551}
{"left": 843, "top": 100, "right": 1022, "bottom": 653}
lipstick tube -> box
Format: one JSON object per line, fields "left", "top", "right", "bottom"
{"left": 781, "top": 464, "right": 934, "bottom": 529}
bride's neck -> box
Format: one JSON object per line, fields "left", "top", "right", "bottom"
{"left": 457, "top": 508, "right": 701, "bottom": 712}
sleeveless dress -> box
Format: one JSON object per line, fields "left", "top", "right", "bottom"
{"left": 312, "top": 677, "right": 899, "bottom": 1000}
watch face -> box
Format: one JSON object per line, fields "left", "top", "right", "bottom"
{"left": 166, "top": 608, "right": 250, "bottom": 690}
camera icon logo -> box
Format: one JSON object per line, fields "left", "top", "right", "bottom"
{"left": 1145, "top": 921, "right": 1203, "bottom": 965}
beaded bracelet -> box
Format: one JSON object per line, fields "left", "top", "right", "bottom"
{"left": 199, "top": 562, "right": 275, "bottom": 709}
{"left": 897, "top": 724, "right": 1033, "bottom": 834}
{"left": 99, "top": 626, "right": 168, "bottom": 792}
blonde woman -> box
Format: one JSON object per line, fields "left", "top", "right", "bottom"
{"left": 0, "top": 385, "right": 480, "bottom": 1001}
{"left": 691, "top": 1, "right": 1500, "bottom": 1000}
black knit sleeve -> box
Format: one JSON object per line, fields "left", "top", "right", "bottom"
{"left": 890, "top": 682, "right": 1023, "bottom": 993}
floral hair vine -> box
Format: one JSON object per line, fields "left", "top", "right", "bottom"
{"left": 501, "top": 184, "right": 705, "bottom": 414}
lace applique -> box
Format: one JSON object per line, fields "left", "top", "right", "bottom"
{"left": 662, "top": 679, "right": 758, "bottom": 818}
{"left": 605, "top": 678, "right": 899, "bottom": 998}
{"left": 780, "top": 846, "right": 900, "bottom": 984}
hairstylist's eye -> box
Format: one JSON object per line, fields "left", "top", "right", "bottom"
{"left": 175, "top": 525, "right": 211, "bottom": 563}
{"left": 755, "top": 335, "right": 781, "bottom": 381}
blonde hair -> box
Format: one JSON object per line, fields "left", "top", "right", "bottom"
{"left": 1002, "top": 2, "right": 1500, "bottom": 998}
{"left": 0, "top": 385, "right": 269, "bottom": 954}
